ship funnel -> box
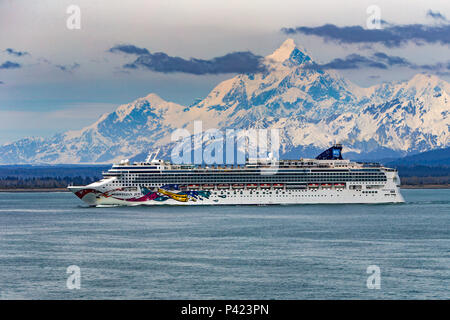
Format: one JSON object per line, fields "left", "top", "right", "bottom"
{"left": 315, "top": 144, "right": 343, "bottom": 160}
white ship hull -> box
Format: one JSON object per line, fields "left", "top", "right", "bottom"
{"left": 68, "top": 184, "right": 404, "bottom": 207}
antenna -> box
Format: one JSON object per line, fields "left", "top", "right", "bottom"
{"left": 145, "top": 148, "right": 160, "bottom": 163}
{"left": 152, "top": 148, "right": 160, "bottom": 162}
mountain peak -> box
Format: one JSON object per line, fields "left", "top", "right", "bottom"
{"left": 113, "top": 94, "right": 161, "bottom": 122}
{"left": 266, "top": 38, "right": 296, "bottom": 62}
{"left": 410, "top": 73, "right": 440, "bottom": 83}
{"left": 405, "top": 73, "right": 449, "bottom": 92}
{"left": 144, "top": 93, "right": 166, "bottom": 104}
{"left": 266, "top": 38, "right": 312, "bottom": 65}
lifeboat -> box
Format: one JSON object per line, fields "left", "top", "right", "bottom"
{"left": 188, "top": 184, "right": 200, "bottom": 189}
{"left": 321, "top": 183, "right": 332, "bottom": 187}
{"left": 203, "top": 184, "right": 215, "bottom": 189}
{"left": 334, "top": 183, "right": 345, "bottom": 187}
{"left": 273, "top": 183, "right": 284, "bottom": 188}
{"left": 217, "top": 184, "right": 230, "bottom": 189}
{"left": 260, "top": 183, "right": 271, "bottom": 189}
{"left": 308, "top": 183, "right": 319, "bottom": 188}
{"left": 246, "top": 183, "right": 257, "bottom": 189}
{"left": 232, "top": 184, "right": 244, "bottom": 189}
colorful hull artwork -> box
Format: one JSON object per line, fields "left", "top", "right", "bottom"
{"left": 74, "top": 185, "right": 212, "bottom": 205}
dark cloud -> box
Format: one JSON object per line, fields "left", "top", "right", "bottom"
{"left": 427, "top": 10, "right": 447, "bottom": 22}
{"left": 128, "top": 51, "right": 266, "bottom": 74}
{"left": 418, "top": 62, "right": 450, "bottom": 75}
{"left": 282, "top": 16, "right": 450, "bottom": 47}
{"left": 0, "top": 61, "right": 21, "bottom": 69}
{"left": 311, "top": 52, "right": 448, "bottom": 74}
{"left": 316, "top": 54, "right": 388, "bottom": 70}
{"left": 372, "top": 52, "right": 410, "bottom": 66}
{"left": 109, "top": 44, "right": 266, "bottom": 74}
{"left": 109, "top": 44, "right": 150, "bottom": 55}
{"left": 5, "top": 48, "right": 29, "bottom": 57}
{"left": 0, "top": 81, "right": 4, "bottom": 84}
{"left": 55, "top": 63, "right": 80, "bottom": 72}
{"left": 369, "top": 19, "right": 391, "bottom": 27}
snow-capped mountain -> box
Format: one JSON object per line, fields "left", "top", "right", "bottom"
{"left": 0, "top": 94, "right": 189, "bottom": 163}
{"left": 0, "top": 39, "right": 448, "bottom": 164}
{"left": 190, "top": 38, "right": 362, "bottom": 124}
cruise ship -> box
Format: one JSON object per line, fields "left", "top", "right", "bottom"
{"left": 68, "top": 145, "right": 404, "bottom": 206}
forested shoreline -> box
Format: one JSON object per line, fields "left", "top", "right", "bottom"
{"left": 0, "top": 176, "right": 99, "bottom": 189}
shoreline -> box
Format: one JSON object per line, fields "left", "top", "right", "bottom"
{"left": 0, "top": 188, "right": 70, "bottom": 192}
{"left": 0, "top": 185, "right": 449, "bottom": 192}
{"left": 400, "top": 184, "right": 450, "bottom": 189}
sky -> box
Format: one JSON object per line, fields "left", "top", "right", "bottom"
{"left": 1, "top": 0, "right": 450, "bottom": 144}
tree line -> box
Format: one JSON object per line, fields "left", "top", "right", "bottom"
{"left": 400, "top": 176, "right": 450, "bottom": 186}
{"left": 0, "top": 176, "right": 99, "bottom": 189}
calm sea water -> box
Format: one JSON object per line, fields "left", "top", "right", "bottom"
{"left": 0, "top": 189, "right": 448, "bottom": 300}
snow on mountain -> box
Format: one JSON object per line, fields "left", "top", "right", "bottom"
{"left": 368, "top": 73, "right": 450, "bottom": 104}
{"left": 0, "top": 39, "right": 449, "bottom": 164}
{"left": 191, "top": 38, "right": 361, "bottom": 127}
{"left": 0, "top": 94, "right": 188, "bottom": 164}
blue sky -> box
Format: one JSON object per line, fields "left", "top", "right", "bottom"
{"left": 1, "top": 0, "right": 450, "bottom": 144}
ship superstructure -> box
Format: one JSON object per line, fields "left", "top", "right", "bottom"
{"left": 68, "top": 145, "right": 404, "bottom": 206}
